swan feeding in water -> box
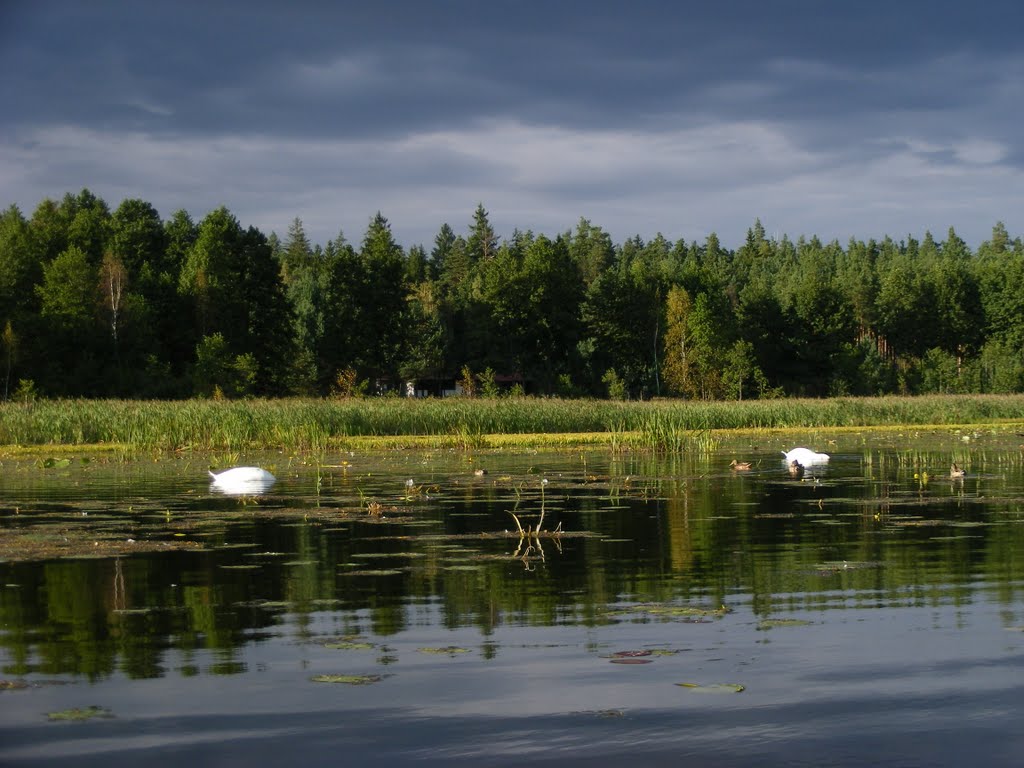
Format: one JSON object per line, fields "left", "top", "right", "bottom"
{"left": 209, "top": 466, "right": 277, "bottom": 495}
{"left": 781, "top": 447, "right": 830, "bottom": 466}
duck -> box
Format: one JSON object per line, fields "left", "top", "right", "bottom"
{"left": 782, "top": 447, "right": 830, "bottom": 466}
{"left": 730, "top": 460, "right": 752, "bottom": 471}
{"left": 209, "top": 466, "right": 276, "bottom": 495}
{"left": 788, "top": 459, "right": 805, "bottom": 479}
{"left": 950, "top": 463, "right": 965, "bottom": 479}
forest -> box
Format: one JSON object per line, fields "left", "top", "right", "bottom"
{"left": 1, "top": 189, "right": 1022, "bottom": 401}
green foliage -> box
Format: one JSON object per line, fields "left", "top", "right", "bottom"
{"left": 193, "top": 333, "right": 256, "bottom": 398}
{"left": 13, "top": 378, "right": 37, "bottom": 403}
{"left": 973, "top": 340, "right": 1024, "bottom": 393}
{"left": 37, "top": 245, "right": 96, "bottom": 329}
{"left": 109, "top": 198, "right": 167, "bottom": 276}
{"left": 917, "top": 348, "right": 961, "bottom": 394}
{"left": 332, "top": 367, "right": 368, "bottom": 398}
{"left": 722, "top": 340, "right": 761, "bottom": 401}
{"left": 5, "top": 189, "right": 1024, "bottom": 401}
{"left": 555, "top": 373, "right": 580, "bottom": 398}
{"left": 477, "top": 367, "right": 500, "bottom": 398}
{"left": 584, "top": 261, "right": 660, "bottom": 397}
{"left": 0, "top": 205, "right": 40, "bottom": 326}
{"left": 2, "top": 319, "right": 17, "bottom": 400}
{"left": 354, "top": 213, "right": 407, "bottom": 383}
{"left": 457, "top": 365, "right": 477, "bottom": 396}
{"left": 193, "top": 333, "right": 232, "bottom": 397}
{"left": 466, "top": 203, "right": 497, "bottom": 264}
{"left": 401, "top": 282, "right": 445, "bottom": 382}
{"left": 602, "top": 368, "right": 627, "bottom": 400}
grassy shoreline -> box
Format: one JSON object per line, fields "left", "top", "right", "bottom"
{"left": 1, "top": 394, "right": 1023, "bottom": 453}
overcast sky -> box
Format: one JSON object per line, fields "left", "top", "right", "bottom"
{"left": 2, "top": 0, "right": 1022, "bottom": 250}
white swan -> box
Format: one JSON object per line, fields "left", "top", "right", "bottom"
{"left": 209, "top": 466, "right": 276, "bottom": 495}
{"left": 781, "top": 447, "right": 830, "bottom": 466}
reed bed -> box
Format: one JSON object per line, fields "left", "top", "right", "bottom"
{"left": 1, "top": 394, "right": 1023, "bottom": 452}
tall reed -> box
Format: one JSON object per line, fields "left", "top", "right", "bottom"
{"left": 2, "top": 394, "right": 1023, "bottom": 451}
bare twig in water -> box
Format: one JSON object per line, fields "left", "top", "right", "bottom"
{"left": 508, "top": 510, "right": 525, "bottom": 535}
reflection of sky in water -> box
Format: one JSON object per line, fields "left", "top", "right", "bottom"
{"left": 2, "top": 437, "right": 1024, "bottom": 765}
{"left": 2, "top": 599, "right": 1022, "bottom": 766}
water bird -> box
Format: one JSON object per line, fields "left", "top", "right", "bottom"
{"left": 730, "top": 460, "right": 752, "bottom": 471}
{"left": 209, "top": 466, "right": 276, "bottom": 495}
{"left": 782, "top": 447, "right": 830, "bottom": 466}
{"left": 474, "top": 468, "right": 488, "bottom": 476}
{"left": 950, "top": 463, "right": 965, "bottom": 479}
{"left": 788, "top": 460, "right": 805, "bottom": 479}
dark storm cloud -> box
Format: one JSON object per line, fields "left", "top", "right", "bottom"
{"left": 5, "top": 0, "right": 1013, "bottom": 138}
{"left": 1, "top": 0, "right": 1022, "bottom": 248}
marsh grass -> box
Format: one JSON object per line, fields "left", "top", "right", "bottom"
{"left": 2, "top": 394, "right": 1024, "bottom": 451}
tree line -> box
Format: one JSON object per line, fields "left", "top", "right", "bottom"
{"left": 1, "top": 189, "right": 1022, "bottom": 401}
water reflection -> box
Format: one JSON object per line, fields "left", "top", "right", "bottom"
{"left": 3, "top": 436, "right": 1024, "bottom": 765}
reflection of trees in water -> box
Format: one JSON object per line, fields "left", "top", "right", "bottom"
{"left": 4, "top": 445, "right": 1024, "bottom": 677}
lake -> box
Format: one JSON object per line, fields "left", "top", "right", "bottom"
{"left": 2, "top": 429, "right": 1024, "bottom": 766}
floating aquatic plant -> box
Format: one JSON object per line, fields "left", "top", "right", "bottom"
{"left": 757, "top": 619, "right": 813, "bottom": 629}
{"left": 310, "top": 674, "right": 383, "bottom": 685}
{"left": 324, "top": 641, "right": 375, "bottom": 651}
{"left": 573, "top": 709, "right": 626, "bottom": 718}
{"left": 607, "top": 603, "right": 730, "bottom": 619}
{"left": 675, "top": 683, "right": 745, "bottom": 694}
{"left": 39, "top": 457, "right": 72, "bottom": 469}
{"left": 47, "top": 705, "right": 115, "bottom": 721}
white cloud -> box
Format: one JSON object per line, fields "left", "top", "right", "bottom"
{"left": 953, "top": 139, "right": 1006, "bottom": 165}
{"left": 1, "top": 116, "right": 1021, "bottom": 250}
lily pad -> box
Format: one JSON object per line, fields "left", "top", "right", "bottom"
{"left": 47, "top": 705, "right": 115, "bottom": 721}
{"left": 40, "top": 458, "right": 72, "bottom": 469}
{"left": 610, "top": 604, "right": 730, "bottom": 619}
{"left": 242, "top": 551, "right": 293, "bottom": 557}
{"left": 350, "top": 552, "right": 425, "bottom": 559}
{"left": 609, "top": 658, "right": 653, "bottom": 664}
{"left": 324, "top": 641, "right": 375, "bottom": 651}
{"left": 675, "top": 683, "right": 745, "bottom": 694}
{"left": 758, "top": 619, "right": 812, "bottom": 629}
{"left": 310, "top": 674, "right": 383, "bottom": 685}
{"left": 417, "top": 646, "right": 471, "bottom": 655}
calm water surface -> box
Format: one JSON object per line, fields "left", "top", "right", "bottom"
{"left": 2, "top": 431, "right": 1024, "bottom": 766}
